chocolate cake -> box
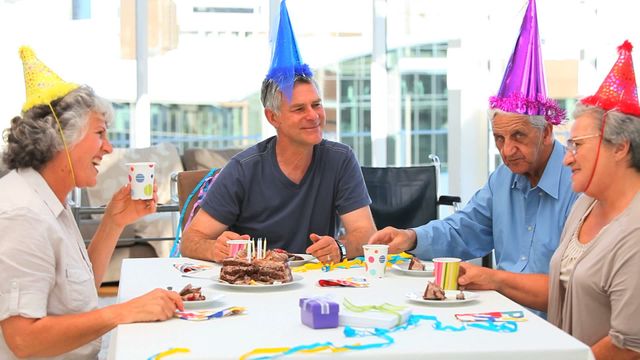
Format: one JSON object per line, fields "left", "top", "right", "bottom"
{"left": 408, "top": 257, "right": 425, "bottom": 271}
{"left": 456, "top": 290, "right": 466, "bottom": 300}
{"left": 219, "top": 250, "right": 293, "bottom": 285}
{"left": 179, "top": 283, "right": 205, "bottom": 301}
{"left": 423, "top": 281, "right": 446, "bottom": 300}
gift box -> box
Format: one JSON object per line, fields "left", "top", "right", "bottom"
{"left": 339, "top": 305, "right": 411, "bottom": 329}
{"left": 299, "top": 297, "right": 339, "bottom": 329}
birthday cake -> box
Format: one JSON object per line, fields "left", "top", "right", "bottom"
{"left": 219, "top": 250, "right": 293, "bottom": 285}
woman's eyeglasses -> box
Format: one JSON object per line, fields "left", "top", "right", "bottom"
{"left": 565, "top": 134, "right": 600, "bottom": 156}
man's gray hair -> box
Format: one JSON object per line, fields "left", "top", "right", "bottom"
{"left": 573, "top": 102, "right": 640, "bottom": 171}
{"left": 2, "top": 86, "right": 114, "bottom": 171}
{"left": 488, "top": 109, "right": 548, "bottom": 129}
{"left": 260, "top": 75, "right": 320, "bottom": 114}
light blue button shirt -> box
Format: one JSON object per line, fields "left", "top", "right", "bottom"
{"left": 413, "top": 140, "right": 579, "bottom": 274}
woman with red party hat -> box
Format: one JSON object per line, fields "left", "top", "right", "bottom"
{"left": 458, "top": 41, "right": 640, "bottom": 359}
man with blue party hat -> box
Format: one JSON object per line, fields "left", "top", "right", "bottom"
{"left": 182, "top": 0, "right": 376, "bottom": 264}
{"left": 370, "top": 0, "right": 578, "bottom": 279}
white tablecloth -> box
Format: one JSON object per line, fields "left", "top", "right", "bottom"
{"left": 108, "top": 257, "right": 593, "bottom": 359}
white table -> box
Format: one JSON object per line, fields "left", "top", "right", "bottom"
{"left": 108, "top": 258, "right": 593, "bottom": 359}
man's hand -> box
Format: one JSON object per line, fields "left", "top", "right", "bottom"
{"left": 367, "top": 226, "right": 416, "bottom": 254}
{"left": 212, "top": 231, "right": 249, "bottom": 263}
{"left": 306, "top": 233, "right": 339, "bottom": 264}
{"left": 458, "top": 262, "right": 498, "bottom": 290}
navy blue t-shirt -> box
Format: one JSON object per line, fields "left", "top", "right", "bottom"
{"left": 200, "top": 137, "right": 371, "bottom": 254}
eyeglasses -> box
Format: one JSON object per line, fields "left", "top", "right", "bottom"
{"left": 565, "top": 134, "right": 600, "bottom": 156}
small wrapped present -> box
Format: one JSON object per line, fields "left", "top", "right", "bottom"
{"left": 299, "top": 297, "right": 339, "bottom": 329}
{"left": 338, "top": 299, "right": 411, "bottom": 329}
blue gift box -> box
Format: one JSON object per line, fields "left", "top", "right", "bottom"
{"left": 299, "top": 297, "right": 339, "bottom": 329}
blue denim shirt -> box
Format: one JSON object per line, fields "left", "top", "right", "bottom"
{"left": 413, "top": 140, "right": 579, "bottom": 274}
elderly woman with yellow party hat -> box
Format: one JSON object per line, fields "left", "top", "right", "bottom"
{"left": 0, "top": 47, "right": 183, "bottom": 359}
{"left": 457, "top": 41, "right": 640, "bottom": 359}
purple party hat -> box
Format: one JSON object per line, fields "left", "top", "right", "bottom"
{"left": 489, "top": 0, "right": 565, "bottom": 124}
{"left": 265, "top": 0, "right": 313, "bottom": 102}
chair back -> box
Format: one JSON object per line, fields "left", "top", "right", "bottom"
{"left": 177, "top": 169, "right": 216, "bottom": 231}
{"left": 361, "top": 165, "right": 438, "bottom": 229}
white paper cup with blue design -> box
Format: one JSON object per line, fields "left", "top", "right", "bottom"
{"left": 126, "top": 162, "right": 155, "bottom": 200}
{"left": 363, "top": 244, "right": 389, "bottom": 279}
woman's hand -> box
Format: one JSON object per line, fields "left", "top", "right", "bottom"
{"left": 116, "top": 288, "right": 184, "bottom": 324}
{"left": 103, "top": 183, "right": 158, "bottom": 228}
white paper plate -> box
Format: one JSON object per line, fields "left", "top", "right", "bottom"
{"left": 392, "top": 261, "right": 434, "bottom": 276}
{"left": 182, "top": 289, "right": 225, "bottom": 309}
{"left": 288, "top": 254, "right": 316, "bottom": 267}
{"left": 405, "top": 290, "right": 478, "bottom": 305}
{"left": 213, "top": 274, "right": 304, "bottom": 290}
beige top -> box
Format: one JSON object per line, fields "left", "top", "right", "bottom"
{"left": 559, "top": 201, "right": 596, "bottom": 287}
{"left": 0, "top": 168, "right": 100, "bottom": 359}
{"left": 548, "top": 193, "right": 640, "bottom": 351}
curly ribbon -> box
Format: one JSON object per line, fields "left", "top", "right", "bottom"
{"left": 146, "top": 347, "right": 190, "bottom": 360}
{"left": 292, "top": 253, "right": 412, "bottom": 272}
{"left": 342, "top": 298, "right": 407, "bottom": 327}
{"left": 239, "top": 313, "right": 518, "bottom": 360}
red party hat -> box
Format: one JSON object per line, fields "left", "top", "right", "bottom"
{"left": 581, "top": 41, "right": 640, "bottom": 116}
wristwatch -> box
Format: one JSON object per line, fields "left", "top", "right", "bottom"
{"left": 335, "top": 239, "right": 347, "bottom": 261}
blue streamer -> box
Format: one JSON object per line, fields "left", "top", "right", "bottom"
{"left": 169, "top": 167, "right": 218, "bottom": 257}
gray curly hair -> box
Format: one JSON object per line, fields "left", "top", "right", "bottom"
{"left": 2, "top": 86, "right": 113, "bottom": 171}
{"left": 573, "top": 102, "right": 640, "bottom": 172}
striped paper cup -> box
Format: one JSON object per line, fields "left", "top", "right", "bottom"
{"left": 433, "top": 257, "right": 461, "bottom": 290}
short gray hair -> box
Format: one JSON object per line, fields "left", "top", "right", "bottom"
{"left": 573, "top": 102, "right": 640, "bottom": 171}
{"left": 260, "top": 75, "right": 320, "bottom": 114}
{"left": 488, "top": 109, "right": 548, "bottom": 130}
{"left": 3, "top": 86, "right": 114, "bottom": 171}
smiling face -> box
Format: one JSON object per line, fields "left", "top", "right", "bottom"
{"left": 265, "top": 81, "right": 326, "bottom": 148}
{"left": 492, "top": 113, "right": 553, "bottom": 183}
{"left": 69, "top": 111, "right": 113, "bottom": 187}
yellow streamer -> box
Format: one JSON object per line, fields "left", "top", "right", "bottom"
{"left": 239, "top": 342, "right": 359, "bottom": 360}
{"left": 292, "top": 252, "right": 412, "bottom": 273}
{"left": 151, "top": 347, "right": 190, "bottom": 359}
{"left": 48, "top": 103, "right": 76, "bottom": 187}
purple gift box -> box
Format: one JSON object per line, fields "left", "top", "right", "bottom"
{"left": 299, "top": 297, "right": 339, "bottom": 329}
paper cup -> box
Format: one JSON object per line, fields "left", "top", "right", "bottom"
{"left": 228, "top": 239, "right": 250, "bottom": 258}
{"left": 433, "top": 257, "right": 461, "bottom": 290}
{"left": 126, "top": 162, "right": 155, "bottom": 200}
{"left": 362, "top": 244, "right": 389, "bottom": 279}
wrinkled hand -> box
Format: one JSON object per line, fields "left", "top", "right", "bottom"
{"left": 306, "top": 233, "right": 339, "bottom": 264}
{"left": 367, "top": 226, "right": 415, "bottom": 254}
{"left": 213, "top": 231, "right": 249, "bottom": 263}
{"left": 118, "top": 288, "right": 183, "bottom": 323}
{"left": 104, "top": 183, "right": 158, "bottom": 228}
{"left": 458, "top": 262, "right": 498, "bottom": 290}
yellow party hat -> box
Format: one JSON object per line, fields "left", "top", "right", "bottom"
{"left": 19, "top": 46, "right": 79, "bottom": 113}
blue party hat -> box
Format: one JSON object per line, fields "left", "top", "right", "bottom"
{"left": 266, "top": 0, "right": 313, "bottom": 101}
